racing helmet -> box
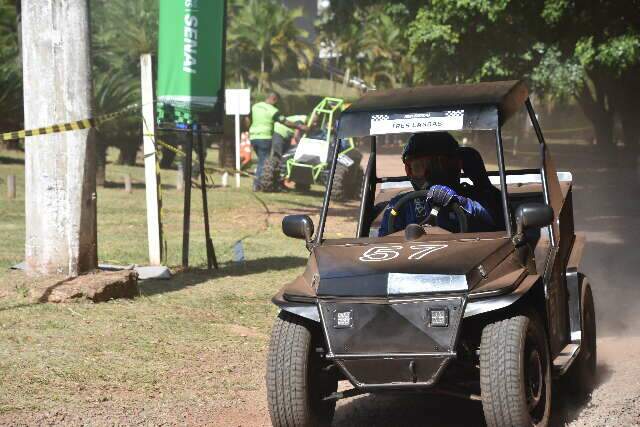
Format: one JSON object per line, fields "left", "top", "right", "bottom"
{"left": 402, "top": 132, "right": 461, "bottom": 190}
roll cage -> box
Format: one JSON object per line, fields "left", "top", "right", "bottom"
{"left": 315, "top": 80, "right": 564, "bottom": 248}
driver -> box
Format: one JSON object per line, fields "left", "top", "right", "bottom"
{"left": 378, "top": 132, "right": 497, "bottom": 236}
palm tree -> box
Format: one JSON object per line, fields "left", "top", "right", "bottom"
{"left": 228, "top": 0, "right": 315, "bottom": 92}
{"left": 362, "top": 11, "right": 416, "bottom": 89}
{"left": 0, "top": 0, "right": 23, "bottom": 148}
{"left": 90, "top": 0, "right": 158, "bottom": 166}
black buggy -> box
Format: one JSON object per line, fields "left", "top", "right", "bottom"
{"left": 267, "top": 81, "right": 596, "bottom": 427}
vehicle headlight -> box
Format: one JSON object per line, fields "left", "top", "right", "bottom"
{"left": 428, "top": 308, "right": 449, "bottom": 327}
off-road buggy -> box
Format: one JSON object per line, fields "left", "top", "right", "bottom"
{"left": 266, "top": 81, "right": 597, "bottom": 427}
{"left": 259, "top": 97, "right": 364, "bottom": 200}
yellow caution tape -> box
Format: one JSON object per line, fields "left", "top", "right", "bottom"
{"left": 0, "top": 103, "right": 140, "bottom": 141}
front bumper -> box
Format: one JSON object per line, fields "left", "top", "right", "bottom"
{"left": 318, "top": 296, "right": 465, "bottom": 389}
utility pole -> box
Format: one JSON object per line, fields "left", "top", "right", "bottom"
{"left": 22, "top": 0, "right": 97, "bottom": 276}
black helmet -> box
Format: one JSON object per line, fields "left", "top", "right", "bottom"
{"left": 402, "top": 132, "right": 460, "bottom": 190}
{"left": 402, "top": 132, "right": 459, "bottom": 162}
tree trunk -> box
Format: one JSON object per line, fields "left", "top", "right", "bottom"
{"left": 22, "top": 0, "right": 97, "bottom": 277}
{"left": 609, "top": 67, "right": 640, "bottom": 153}
{"left": 117, "top": 140, "right": 139, "bottom": 166}
{"left": 258, "top": 52, "right": 265, "bottom": 94}
{"left": 576, "top": 76, "right": 615, "bottom": 149}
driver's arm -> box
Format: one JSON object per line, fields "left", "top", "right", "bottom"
{"left": 427, "top": 184, "right": 496, "bottom": 231}
{"left": 457, "top": 197, "right": 496, "bottom": 231}
{"left": 274, "top": 113, "right": 309, "bottom": 132}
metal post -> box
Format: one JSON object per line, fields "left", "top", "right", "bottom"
{"left": 234, "top": 113, "right": 241, "bottom": 187}
{"left": 525, "top": 98, "right": 556, "bottom": 247}
{"left": 356, "top": 136, "right": 376, "bottom": 238}
{"left": 197, "top": 129, "right": 218, "bottom": 269}
{"left": 495, "top": 127, "right": 512, "bottom": 236}
{"left": 316, "top": 121, "right": 342, "bottom": 244}
{"left": 182, "top": 130, "right": 193, "bottom": 268}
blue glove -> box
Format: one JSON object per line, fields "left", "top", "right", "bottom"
{"left": 426, "top": 185, "right": 458, "bottom": 207}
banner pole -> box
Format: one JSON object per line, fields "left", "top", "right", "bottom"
{"left": 234, "top": 113, "right": 241, "bottom": 188}
{"left": 181, "top": 130, "right": 193, "bottom": 268}
{"left": 197, "top": 127, "right": 217, "bottom": 269}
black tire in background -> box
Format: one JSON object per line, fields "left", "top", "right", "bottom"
{"left": 266, "top": 311, "right": 337, "bottom": 427}
{"left": 258, "top": 157, "right": 281, "bottom": 192}
{"left": 480, "top": 314, "right": 551, "bottom": 427}
{"left": 331, "top": 163, "right": 350, "bottom": 201}
{"left": 348, "top": 165, "right": 365, "bottom": 200}
{"left": 295, "top": 182, "right": 311, "bottom": 192}
{"left": 569, "top": 280, "right": 597, "bottom": 395}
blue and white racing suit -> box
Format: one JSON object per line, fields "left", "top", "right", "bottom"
{"left": 378, "top": 185, "right": 496, "bottom": 236}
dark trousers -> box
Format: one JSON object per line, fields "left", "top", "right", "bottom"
{"left": 272, "top": 133, "right": 292, "bottom": 158}
{"left": 251, "top": 138, "right": 271, "bottom": 189}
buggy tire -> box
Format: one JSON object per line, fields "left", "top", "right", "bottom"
{"left": 266, "top": 311, "right": 337, "bottom": 427}
{"left": 480, "top": 314, "right": 551, "bottom": 427}
{"left": 331, "top": 163, "right": 349, "bottom": 201}
{"left": 568, "top": 280, "right": 597, "bottom": 395}
{"left": 349, "top": 166, "right": 365, "bottom": 200}
{"left": 259, "top": 157, "right": 281, "bottom": 192}
{"left": 295, "top": 182, "right": 311, "bottom": 192}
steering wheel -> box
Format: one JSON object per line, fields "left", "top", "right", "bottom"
{"left": 385, "top": 189, "right": 469, "bottom": 235}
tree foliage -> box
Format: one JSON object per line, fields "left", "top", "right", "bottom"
{"left": 323, "top": 0, "right": 640, "bottom": 148}
{"left": 0, "top": 0, "right": 22, "bottom": 136}
{"left": 227, "top": 0, "right": 315, "bottom": 92}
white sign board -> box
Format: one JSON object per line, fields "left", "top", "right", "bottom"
{"left": 225, "top": 89, "right": 251, "bottom": 115}
{"left": 370, "top": 110, "right": 464, "bottom": 135}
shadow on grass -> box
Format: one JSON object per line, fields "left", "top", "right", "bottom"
{"left": 0, "top": 155, "right": 24, "bottom": 165}
{"left": 102, "top": 181, "right": 178, "bottom": 191}
{"left": 140, "top": 255, "right": 307, "bottom": 297}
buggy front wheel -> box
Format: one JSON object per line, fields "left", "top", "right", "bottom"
{"left": 266, "top": 311, "right": 337, "bottom": 427}
{"left": 480, "top": 314, "right": 551, "bottom": 427}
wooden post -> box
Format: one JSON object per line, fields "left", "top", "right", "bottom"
{"left": 22, "top": 0, "right": 97, "bottom": 276}
{"left": 123, "top": 174, "right": 132, "bottom": 193}
{"left": 7, "top": 175, "right": 16, "bottom": 199}
{"left": 341, "top": 68, "right": 350, "bottom": 96}
{"left": 140, "top": 53, "right": 162, "bottom": 265}
{"left": 176, "top": 167, "right": 184, "bottom": 191}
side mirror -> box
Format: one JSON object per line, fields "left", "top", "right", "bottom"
{"left": 282, "top": 215, "right": 314, "bottom": 241}
{"left": 515, "top": 203, "right": 554, "bottom": 232}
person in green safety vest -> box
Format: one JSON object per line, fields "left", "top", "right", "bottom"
{"left": 273, "top": 114, "right": 307, "bottom": 157}
{"left": 246, "top": 93, "right": 307, "bottom": 191}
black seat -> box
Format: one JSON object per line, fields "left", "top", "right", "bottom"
{"left": 458, "top": 146, "right": 505, "bottom": 230}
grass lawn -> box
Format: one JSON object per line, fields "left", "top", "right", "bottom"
{"left": 0, "top": 147, "right": 342, "bottom": 424}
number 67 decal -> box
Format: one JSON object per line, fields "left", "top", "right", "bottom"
{"left": 359, "top": 244, "right": 447, "bottom": 262}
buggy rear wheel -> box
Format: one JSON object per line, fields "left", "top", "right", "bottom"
{"left": 295, "top": 182, "right": 311, "bottom": 192}
{"left": 568, "top": 280, "right": 597, "bottom": 395}
{"left": 331, "top": 163, "right": 350, "bottom": 201}
{"left": 259, "top": 157, "right": 281, "bottom": 192}
{"left": 266, "top": 311, "right": 337, "bottom": 427}
{"left": 480, "top": 314, "right": 551, "bottom": 427}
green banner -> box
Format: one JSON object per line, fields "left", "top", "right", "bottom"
{"left": 157, "top": 0, "right": 226, "bottom": 124}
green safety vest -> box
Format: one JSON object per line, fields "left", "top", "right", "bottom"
{"left": 249, "top": 102, "right": 284, "bottom": 140}
{"left": 274, "top": 115, "right": 307, "bottom": 139}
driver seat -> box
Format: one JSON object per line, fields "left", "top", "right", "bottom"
{"left": 458, "top": 146, "right": 505, "bottom": 230}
